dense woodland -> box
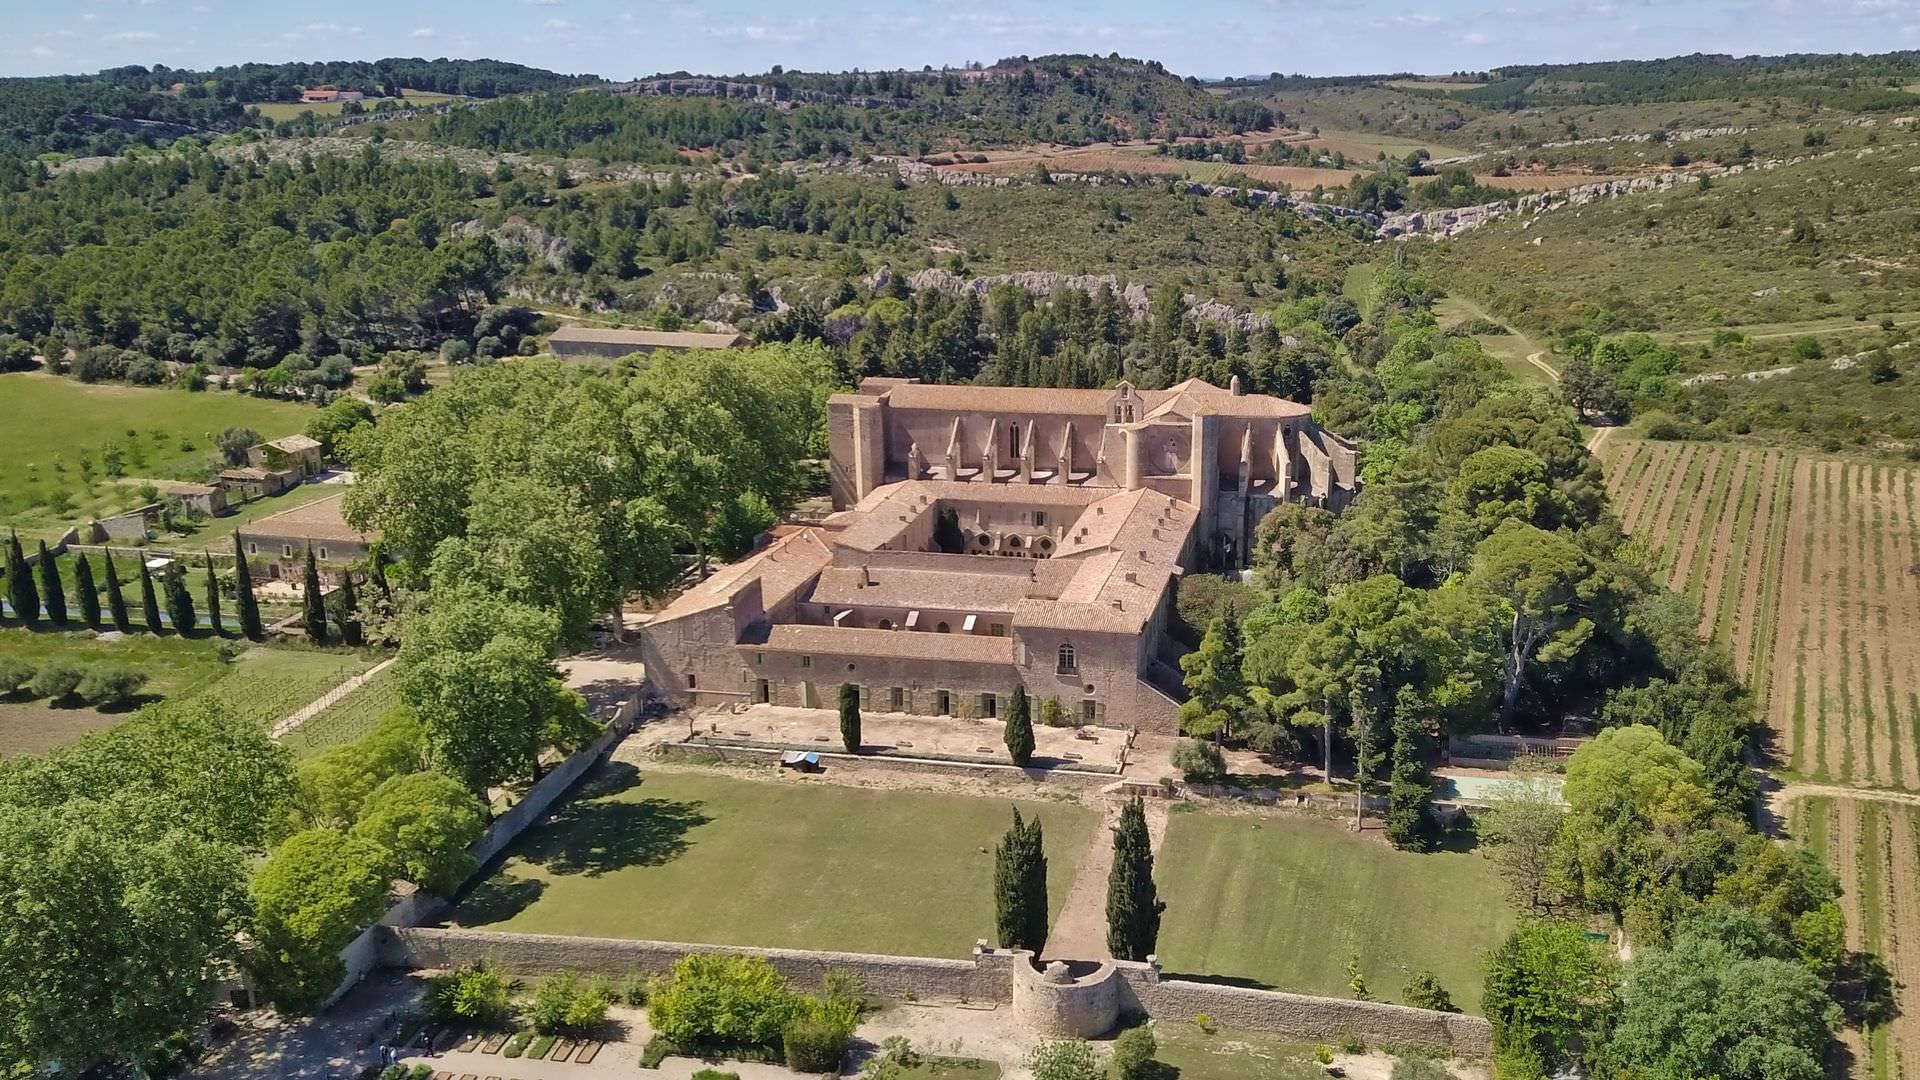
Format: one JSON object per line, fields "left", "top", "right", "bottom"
{"left": 0, "top": 59, "right": 595, "bottom": 157}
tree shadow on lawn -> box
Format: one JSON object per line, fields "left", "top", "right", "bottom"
{"left": 512, "top": 761, "right": 712, "bottom": 878}
{"left": 456, "top": 871, "right": 547, "bottom": 926}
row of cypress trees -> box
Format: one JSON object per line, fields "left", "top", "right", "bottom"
{"left": 2, "top": 530, "right": 267, "bottom": 640}
{"left": 994, "top": 796, "right": 1165, "bottom": 962}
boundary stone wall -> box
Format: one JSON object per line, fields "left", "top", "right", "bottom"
{"left": 375, "top": 930, "right": 1490, "bottom": 1054}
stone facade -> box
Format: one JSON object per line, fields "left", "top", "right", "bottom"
{"left": 237, "top": 492, "right": 377, "bottom": 585}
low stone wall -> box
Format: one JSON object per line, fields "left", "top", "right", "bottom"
{"left": 656, "top": 740, "right": 1117, "bottom": 789}
{"left": 1121, "top": 962, "right": 1490, "bottom": 1054}
{"left": 382, "top": 927, "right": 1016, "bottom": 1005}
{"left": 375, "top": 930, "right": 1489, "bottom": 1054}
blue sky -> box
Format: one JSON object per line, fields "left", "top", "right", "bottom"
{"left": 8, "top": 0, "right": 1920, "bottom": 80}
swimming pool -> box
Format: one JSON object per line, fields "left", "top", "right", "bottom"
{"left": 1437, "top": 772, "right": 1566, "bottom": 805}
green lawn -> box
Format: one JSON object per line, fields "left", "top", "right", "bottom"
{"left": 454, "top": 768, "right": 1097, "bottom": 958}
{"left": 0, "top": 373, "right": 314, "bottom": 530}
{"left": 0, "top": 626, "right": 229, "bottom": 698}
{"left": 1154, "top": 811, "right": 1514, "bottom": 1014}
{"left": 283, "top": 662, "right": 402, "bottom": 758}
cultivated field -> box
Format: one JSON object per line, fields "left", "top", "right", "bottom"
{"left": 1797, "top": 795, "right": 1920, "bottom": 1079}
{"left": 0, "top": 373, "right": 313, "bottom": 532}
{"left": 249, "top": 89, "right": 463, "bottom": 121}
{"left": 454, "top": 766, "right": 1098, "bottom": 958}
{"left": 1153, "top": 811, "right": 1513, "bottom": 1013}
{"left": 1602, "top": 439, "right": 1920, "bottom": 791}
{"left": 198, "top": 648, "right": 380, "bottom": 732}
{"left": 283, "top": 663, "right": 403, "bottom": 758}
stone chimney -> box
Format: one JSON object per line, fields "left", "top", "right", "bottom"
{"left": 1229, "top": 373, "right": 1245, "bottom": 396}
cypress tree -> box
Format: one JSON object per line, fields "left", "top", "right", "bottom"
{"left": 138, "top": 555, "right": 162, "bottom": 633}
{"left": 1105, "top": 796, "right": 1166, "bottom": 961}
{"left": 202, "top": 553, "right": 223, "bottom": 636}
{"left": 838, "top": 682, "right": 861, "bottom": 753}
{"left": 5, "top": 531, "right": 39, "bottom": 624}
{"left": 1385, "top": 711, "right": 1439, "bottom": 851}
{"left": 332, "top": 571, "right": 362, "bottom": 647}
{"left": 35, "top": 541, "right": 66, "bottom": 624}
{"left": 370, "top": 554, "right": 392, "bottom": 603}
{"left": 73, "top": 552, "right": 101, "bottom": 627}
{"left": 1004, "top": 684, "right": 1035, "bottom": 766}
{"left": 103, "top": 551, "right": 131, "bottom": 633}
{"left": 301, "top": 546, "right": 328, "bottom": 644}
{"left": 162, "top": 563, "right": 196, "bottom": 635}
{"left": 992, "top": 809, "right": 1049, "bottom": 954}
{"left": 233, "top": 535, "right": 263, "bottom": 641}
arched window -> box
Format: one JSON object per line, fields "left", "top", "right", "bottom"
{"left": 1056, "top": 643, "right": 1077, "bottom": 675}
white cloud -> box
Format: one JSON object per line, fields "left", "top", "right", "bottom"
{"left": 543, "top": 17, "right": 575, "bottom": 29}
{"left": 409, "top": 26, "right": 437, "bottom": 38}
{"left": 523, "top": 0, "right": 562, "bottom": 5}
{"left": 1463, "top": 29, "right": 1492, "bottom": 43}
{"left": 111, "top": 29, "right": 160, "bottom": 41}
{"left": 31, "top": 45, "right": 56, "bottom": 57}
{"left": 80, "top": 12, "right": 98, "bottom": 21}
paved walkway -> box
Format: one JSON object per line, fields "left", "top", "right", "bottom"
{"left": 1043, "top": 797, "right": 1170, "bottom": 961}
{"left": 271, "top": 656, "right": 396, "bottom": 738}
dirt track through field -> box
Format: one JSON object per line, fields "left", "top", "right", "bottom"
{"left": 1885, "top": 806, "right": 1920, "bottom": 1076}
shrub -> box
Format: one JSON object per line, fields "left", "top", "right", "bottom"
{"left": 426, "top": 963, "right": 513, "bottom": 1027}
{"left": 647, "top": 954, "right": 797, "bottom": 1048}
{"left": 0, "top": 657, "right": 33, "bottom": 694}
{"left": 1492, "top": 1044, "right": 1546, "bottom": 1080}
{"left": 639, "top": 1035, "right": 679, "bottom": 1068}
{"left": 1027, "top": 1039, "right": 1099, "bottom": 1080}
{"left": 28, "top": 658, "right": 85, "bottom": 701}
{"left": 1640, "top": 412, "right": 1690, "bottom": 441}
{"left": 1172, "top": 738, "right": 1226, "bottom": 784}
{"left": 1314, "top": 1045, "right": 1335, "bottom": 1065}
{"left": 1402, "top": 969, "right": 1458, "bottom": 1012}
{"left": 76, "top": 663, "right": 148, "bottom": 707}
{"left": 1336, "top": 1030, "right": 1366, "bottom": 1054}
{"left": 690, "top": 1072, "right": 741, "bottom": 1080}
{"left": 781, "top": 1009, "right": 853, "bottom": 1072}
{"left": 1391, "top": 1057, "right": 1456, "bottom": 1080}
{"left": 620, "top": 971, "right": 650, "bottom": 1005}
{"left": 1111, "top": 1025, "right": 1157, "bottom": 1079}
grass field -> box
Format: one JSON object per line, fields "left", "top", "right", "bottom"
{"left": 0, "top": 373, "right": 313, "bottom": 531}
{"left": 1153, "top": 1025, "right": 1328, "bottom": 1080}
{"left": 283, "top": 662, "right": 402, "bottom": 757}
{"left": 250, "top": 89, "right": 462, "bottom": 121}
{"left": 1153, "top": 811, "right": 1513, "bottom": 1013}
{"left": 1601, "top": 439, "right": 1920, "bottom": 791}
{"left": 1433, "top": 295, "right": 1556, "bottom": 384}
{"left": 1797, "top": 795, "right": 1919, "bottom": 1080}
{"left": 454, "top": 767, "right": 1098, "bottom": 958}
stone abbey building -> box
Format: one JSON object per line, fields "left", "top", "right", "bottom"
{"left": 639, "top": 377, "right": 1357, "bottom": 733}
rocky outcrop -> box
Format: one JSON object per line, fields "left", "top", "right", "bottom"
{"left": 883, "top": 267, "right": 1277, "bottom": 334}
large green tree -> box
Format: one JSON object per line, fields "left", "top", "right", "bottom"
{"left": 233, "top": 535, "right": 264, "bottom": 640}
{"left": 103, "top": 550, "right": 131, "bottom": 632}
{"left": 348, "top": 771, "right": 487, "bottom": 895}
{"left": 838, "top": 682, "right": 861, "bottom": 753}
{"left": 73, "top": 551, "right": 101, "bottom": 627}
{"left": 1105, "top": 796, "right": 1164, "bottom": 961}
{"left": 247, "top": 828, "right": 391, "bottom": 1013}
{"left": 301, "top": 547, "right": 328, "bottom": 644}
{"left": 1004, "top": 684, "right": 1035, "bottom": 765}
{"left": 161, "top": 561, "right": 196, "bottom": 635}
{"left": 137, "top": 554, "right": 162, "bottom": 632}
{"left": 1466, "top": 521, "right": 1605, "bottom": 726}
{"left": 1482, "top": 919, "right": 1618, "bottom": 1078}
{"left": 201, "top": 553, "right": 223, "bottom": 636}
{"left": 1607, "top": 912, "right": 1838, "bottom": 1080}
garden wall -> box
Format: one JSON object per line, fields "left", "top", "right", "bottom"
{"left": 320, "top": 696, "right": 642, "bottom": 1009}
{"left": 374, "top": 929, "right": 1491, "bottom": 1054}
{"left": 380, "top": 928, "right": 1018, "bottom": 1004}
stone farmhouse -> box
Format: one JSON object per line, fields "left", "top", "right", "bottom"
{"left": 236, "top": 492, "right": 378, "bottom": 584}
{"left": 639, "top": 377, "right": 1357, "bottom": 733}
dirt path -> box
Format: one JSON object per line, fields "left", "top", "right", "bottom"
{"left": 271, "top": 657, "right": 397, "bottom": 739}
{"left": 1524, "top": 350, "right": 1560, "bottom": 382}
{"left": 1043, "top": 797, "right": 1170, "bottom": 962}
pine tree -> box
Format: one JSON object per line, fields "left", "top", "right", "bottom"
{"left": 137, "top": 555, "right": 162, "bottom": 633}
{"left": 162, "top": 562, "right": 196, "bottom": 635}
{"left": 838, "top": 682, "right": 861, "bottom": 753}
{"left": 1105, "top": 796, "right": 1166, "bottom": 961}
{"left": 35, "top": 542, "right": 66, "bottom": 624}
{"left": 1385, "top": 710, "right": 1439, "bottom": 851}
{"left": 233, "top": 535, "right": 263, "bottom": 641}
{"left": 1004, "top": 684, "right": 1035, "bottom": 765}
{"left": 331, "top": 571, "right": 362, "bottom": 647}
{"left": 301, "top": 547, "right": 328, "bottom": 644}
{"left": 992, "top": 809, "right": 1048, "bottom": 954}
{"left": 202, "top": 553, "right": 223, "bottom": 637}
{"left": 73, "top": 552, "right": 101, "bottom": 627}
{"left": 5, "top": 531, "right": 39, "bottom": 625}
{"left": 103, "top": 551, "right": 131, "bottom": 633}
